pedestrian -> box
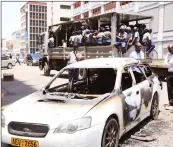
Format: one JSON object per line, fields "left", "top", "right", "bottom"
{"left": 9, "top": 53, "right": 12, "bottom": 59}
{"left": 16, "top": 55, "right": 21, "bottom": 65}
{"left": 129, "top": 42, "right": 144, "bottom": 60}
{"left": 67, "top": 47, "right": 84, "bottom": 82}
{"left": 164, "top": 44, "right": 173, "bottom": 111}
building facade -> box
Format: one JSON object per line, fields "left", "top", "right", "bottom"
{"left": 20, "top": 2, "right": 47, "bottom": 54}
{"left": 11, "top": 30, "right": 21, "bottom": 40}
{"left": 47, "top": 2, "right": 72, "bottom": 26}
{"left": 71, "top": 1, "right": 173, "bottom": 59}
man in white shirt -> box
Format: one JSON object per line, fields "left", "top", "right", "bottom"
{"left": 164, "top": 44, "right": 173, "bottom": 110}
{"left": 130, "top": 43, "right": 144, "bottom": 73}
{"left": 59, "top": 39, "right": 67, "bottom": 48}
{"left": 130, "top": 42, "right": 144, "bottom": 60}
{"left": 67, "top": 49, "right": 84, "bottom": 81}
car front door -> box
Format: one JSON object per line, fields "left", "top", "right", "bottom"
{"left": 121, "top": 66, "right": 141, "bottom": 130}
{"left": 139, "top": 64, "right": 158, "bottom": 114}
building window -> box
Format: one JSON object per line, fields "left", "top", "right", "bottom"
{"left": 33, "top": 5, "right": 36, "bottom": 11}
{"left": 73, "top": 15, "right": 81, "bottom": 21}
{"left": 60, "top": 5, "right": 71, "bottom": 9}
{"left": 60, "top": 17, "right": 70, "bottom": 21}
{"left": 92, "top": 7, "right": 101, "bottom": 15}
{"left": 39, "top": 6, "right": 41, "bottom": 12}
{"left": 83, "top": 11, "right": 89, "bottom": 18}
{"left": 45, "top": 6, "right": 47, "bottom": 12}
{"left": 36, "top": 20, "right": 38, "bottom": 26}
{"left": 74, "top": 2, "right": 81, "bottom": 9}
{"left": 120, "top": 1, "right": 132, "bottom": 6}
{"left": 104, "top": 2, "right": 116, "bottom": 11}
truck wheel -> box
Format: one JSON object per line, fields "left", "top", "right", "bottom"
{"left": 44, "top": 62, "right": 50, "bottom": 76}
{"left": 7, "top": 63, "right": 12, "bottom": 69}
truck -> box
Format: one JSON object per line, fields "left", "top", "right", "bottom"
{"left": 37, "top": 11, "right": 168, "bottom": 79}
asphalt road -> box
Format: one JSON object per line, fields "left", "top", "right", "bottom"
{"left": 1, "top": 64, "right": 171, "bottom": 147}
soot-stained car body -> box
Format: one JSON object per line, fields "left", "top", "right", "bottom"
{"left": 2, "top": 58, "right": 162, "bottom": 147}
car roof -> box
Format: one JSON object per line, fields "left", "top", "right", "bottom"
{"left": 67, "top": 58, "right": 139, "bottom": 69}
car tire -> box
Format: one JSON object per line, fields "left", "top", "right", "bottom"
{"left": 7, "top": 63, "right": 12, "bottom": 69}
{"left": 101, "top": 118, "right": 119, "bottom": 147}
{"left": 44, "top": 62, "right": 50, "bottom": 76}
{"left": 150, "top": 93, "right": 159, "bottom": 120}
{"left": 78, "top": 68, "right": 86, "bottom": 79}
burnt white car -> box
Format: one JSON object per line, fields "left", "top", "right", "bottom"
{"left": 2, "top": 58, "right": 162, "bottom": 147}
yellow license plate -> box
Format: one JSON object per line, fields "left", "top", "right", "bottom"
{"left": 11, "top": 137, "right": 39, "bottom": 147}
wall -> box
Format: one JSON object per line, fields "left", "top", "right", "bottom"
{"left": 47, "top": 2, "right": 72, "bottom": 27}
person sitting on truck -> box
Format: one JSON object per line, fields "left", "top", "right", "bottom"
{"left": 126, "top": 26, "right": 133, "bottom": 51}
{"left": 142, "top": 29, "right": 155, "bottom": 57}
{"left": 114, "top": 25, "right": 127, "bottom": 54}
{"left": 59, "top": 39, "right": 67, "bottom": 48}
{"left": 48, "top": 33, "right": 54, "bottom": 48}
{"left": 69, "top": 32, "right": 75, "bottom": 47}
{"left": 129, "top": 27, "right": 140, "bottom": 46}
{"left": 164, "top": 44, "right": 173, "bottom": 111}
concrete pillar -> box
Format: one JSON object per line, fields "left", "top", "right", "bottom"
{"left": 116, "top": 1, "right": 121, "bottom": 11}
{"left": 157, "top": 2, "right": 165, "bottom": 59}
{"left": 98, "top": 18, "right": 101, "bottom": 30}
{"left": 111, "top": 13, "right": 117, "bottom": 45}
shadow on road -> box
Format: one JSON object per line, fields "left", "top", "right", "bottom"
{"left": 2, "top": 78, "right": 37, "bottom": 106}
{"left": 119, "top": 117, "right": 152, "bottom": 146}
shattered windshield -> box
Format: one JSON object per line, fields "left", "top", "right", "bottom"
{"left": 46, "top": 68, "right": 117, "bottom": 98}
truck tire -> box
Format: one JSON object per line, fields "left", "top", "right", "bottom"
{"left": 44, "top": 62, "right": 50, "bottom": 76}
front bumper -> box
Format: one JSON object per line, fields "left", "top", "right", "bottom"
{"left": 2, "top": 124, "right": 104, "bottom": 147}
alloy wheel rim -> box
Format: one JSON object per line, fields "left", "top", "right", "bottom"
{"left": 152, "top": 98, "right": 158, "bottom": 117}
{"left": 104, "top": 122, "right": 118, "bottom": 147}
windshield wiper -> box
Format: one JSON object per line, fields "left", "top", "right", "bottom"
{"left": 38, "top": 99, "right": 66, "bottom": 103}
{"left": 70, "top": 94, "right": 97, "bottom": 100}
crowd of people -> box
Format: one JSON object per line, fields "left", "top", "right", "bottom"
{"left": 114, "top": 24, "right": 155, "bottom": 55}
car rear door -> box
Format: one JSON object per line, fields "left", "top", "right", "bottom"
{"left": 139, "top": 64, "right": 160, "bottom": 113}
{"left": 121, "top": 66, "right": 142, "bottom": 129}
{"left": 130, "top": 65, "right": 151, "bottom": 119}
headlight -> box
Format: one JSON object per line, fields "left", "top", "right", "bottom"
{"left": 2, "top": 113, "right": 5, "bottom": 128}
{"left": 54, "top": 116, "right": 92, "bottom": 134}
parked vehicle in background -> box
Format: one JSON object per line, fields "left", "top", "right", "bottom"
{"left": 1, "top": 55, "right": 15, "bottom": 69}
{"left": 25, "top": 54, "right": 41, "bottom": 66}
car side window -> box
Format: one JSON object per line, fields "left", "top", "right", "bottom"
{"left": 130, "top": 65, "right": 146, "bottom": 84}
{"left": 121, "top": 67, "right": 133, "bottom": 91}
{"left": 140, "top": 65, "right": 153, "bottom": 77}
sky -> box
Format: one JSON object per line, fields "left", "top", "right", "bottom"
{"left": 2, "top": 1, "right": 26, "bottom": 40}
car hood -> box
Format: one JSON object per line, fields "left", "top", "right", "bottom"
{"left": 4, "top": 92, "right": 109, "bottom": 129}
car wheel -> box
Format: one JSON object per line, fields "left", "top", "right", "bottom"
{"left": 78, "top": 68, "right": 86, "bottom": 79}
{"left": 44, "top": 62, "right": 50, "bottom": 76}
{"left": 101, "top": 118, "right": 119, "bottom": 147}
{"left": 150, "top": 94, "right": 159, "bottom": 120}
{"left": 7, "top": 63, "right": 12, "bottom": 69}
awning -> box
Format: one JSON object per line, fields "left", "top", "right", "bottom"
{"left": 51, "top": 25, "right": 62, "bottom": 33}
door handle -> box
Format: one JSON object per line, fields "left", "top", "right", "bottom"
{"left": 136, "top": 91, "right": 139, "bottom": 95}
{"left": 127, "top": 92, "right": 132, "bottom": 97}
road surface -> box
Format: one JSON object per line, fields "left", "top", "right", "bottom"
{"left": 1, "top": 64, "right": 173, "bottom": 147}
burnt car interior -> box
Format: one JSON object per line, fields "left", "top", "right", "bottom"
{"left": 47, "top": 68, "right": 117, "bottom": 96}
